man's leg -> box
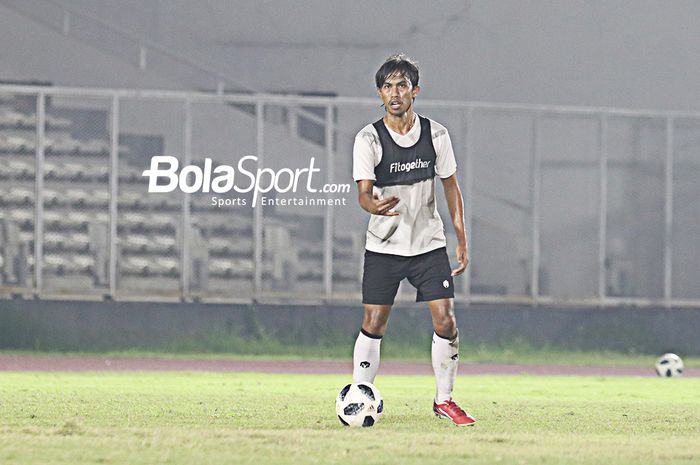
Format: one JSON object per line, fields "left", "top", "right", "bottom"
{"left": 357, "top": 249, "right": 403, "bottom": 383}
{"left": 428, "top": 298, "right": 459, "bottom": 403}
{"left": 428, "top": 298, "right": 475, "bottom": 426}
{"left": 353, "top": 304, "right": 392, "bottom": 383}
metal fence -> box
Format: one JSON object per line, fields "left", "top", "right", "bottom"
{"left": 0, "top": 84, "right": 699, "bottom": 307}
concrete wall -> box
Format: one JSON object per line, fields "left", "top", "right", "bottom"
{"left": 46, "top": 0, "right": 700, "bottom": 111}
{"left": 4, "top": 1, "right": 700, "bottom": 109}
{"left": 0, "top": 4, "right": 180, "bottom": 90}
{"left": 1, "top": 298, "right": 698, "bottom": 355}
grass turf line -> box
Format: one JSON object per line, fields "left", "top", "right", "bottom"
{"left": 3, "top": 336, "right": 698, "bottom": 368}
{"left": 0, "top": 372, "right": 699, "bottom": 465}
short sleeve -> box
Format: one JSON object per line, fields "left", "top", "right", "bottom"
{"left": 432, "top": 122, "right": 457, "bottom": 178}
{"left": 353, "top": 126, "right": 379, "bottom": 182}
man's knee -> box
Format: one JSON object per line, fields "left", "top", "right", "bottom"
{"left": 431, "top": 301, "right": 457, "bottom": 339}
{"left": 362, "top": 305, "right": 391, "bottom": 336}
{"left": 434, "top": 317, "right": 457, "bottom": 339}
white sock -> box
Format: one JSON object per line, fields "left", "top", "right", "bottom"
{"left": 352, "top": 330, "right": 382, "bottom": 383}
{"left": 432, "top": 330, "right": 459, "bottom": 404}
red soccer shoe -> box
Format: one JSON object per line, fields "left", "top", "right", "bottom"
{"left": 433, "top": 399, "right": 477, "bottom": 426}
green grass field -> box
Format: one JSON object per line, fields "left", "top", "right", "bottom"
{"left": 1, "top": 371, "right": 699, "bottom": 465}
{"left": 4, "top": 340, "right": 699, "bottom": 368}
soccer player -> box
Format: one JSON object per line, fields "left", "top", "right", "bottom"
{"left": 351, "top": 54, "right": 476, "bottom": 426}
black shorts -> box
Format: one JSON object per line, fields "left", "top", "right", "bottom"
{"left": 362, "top": 247, "right": 454, "bottom": 305}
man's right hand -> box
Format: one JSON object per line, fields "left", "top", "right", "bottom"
{"left": 357, "top": 180, "right": 400, "bottom": 216}
{"left": 368, "top": 194, "right": 400, "bottom": 216}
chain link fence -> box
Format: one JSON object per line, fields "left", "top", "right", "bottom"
{"left": 0, "top": 85, "right": 699, "bottom": 307}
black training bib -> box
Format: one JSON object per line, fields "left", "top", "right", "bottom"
{"left": 372, "top": 116, "right": 437, "bottom": 188}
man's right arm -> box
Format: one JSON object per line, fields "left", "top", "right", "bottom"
{"left": 353, "top": 128, "right": 399, "bottom": 216}
{"left": 357, "top": 180, "right": 400, "bottom": 216}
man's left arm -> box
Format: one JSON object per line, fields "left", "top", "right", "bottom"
{"left": 441, "top": 174, "right": 469, "bottom": 276}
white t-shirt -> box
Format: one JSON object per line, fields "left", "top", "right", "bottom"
{"left": 353, "top": 115, "right": 457, "bottom": 256}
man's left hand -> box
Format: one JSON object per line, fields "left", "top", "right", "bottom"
{"left": 451, "top": 244, "right": 469, "bottom": 276}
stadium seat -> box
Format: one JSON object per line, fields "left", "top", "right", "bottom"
{"left": 154, "top": 256, "right": 179, "bottom": 276}
{"left": 87, "top": 164, "right": 109, "bottom": 182}
{"left": 64, "top": 188, "right": 89, "bottom": 206}
{"left": 147, "top": 193, "right": 181, "bottom": 209}
{"left": 45, "top": 115, "right": 71, "bottom": 130}
{"left": 205, "top": 217, "right": 253, "bottom": 237}
{"left": 0, "top": 135, "right": 35, "bottom": 153}
{"left": 79, "top": 139, "right": 109, "bottom": 156}
{"left": 0, "top": 160, "right": 10, "bottom": 179}
{"left": 17, "top": 230, "right": 33, "bottom": 244}
{"left": 42, "top": 188, "right": 61, "bottom": 207}
{"left": 7, "top": 187, "right": 34, "bottom": 205}
{"left": 118, "top": 191, "right": 143, "bottom": 209}
{"left": 121, "top": 234, "right": 151, "bottom": 253}
{"left": 122, "top": 233, "right": 176, "bottom": 254}
{"left": 118, "top": 166, "right": 144, "bottom": 184}
{"left": 9, "top": 208, "right": 33, "bottom": 223}
{"left": 153, "top": 233, "right": 177, "bottom": 249}
{"left": 62, "top": 162, "right": 86, "bottom": 180}
{"left": 43, "top": 254, "right": 72, "bottom": 275}
{"left": 207, "top": 236, "right": 254, "bottom": 257}
{"left": 150, "top": 214, "right": 176, "bottom": 230}
{"left": 120, "top": 213, "right": 175, "bottom": 232}
{"left": 66, "top": 211, "right": 92, "bottom": 227}
{"left": 83, "top": 190, "right": 110, "bottom": 208}
{"left": 208, "top": 258, "right": 232, "bottom": 276}
{"left": 44, "top": 136, "right": 81, "bottom": 155}
{"left": 121, "top": 212, "right": 148, "bottom": 229}
{"left": 44, "top": 210, "right": 66, "bottom": 229}
{"left": 71, "top": 254, "right": 94, "bottom": 273}
{"left": 8, "top": 160, "right": 33, "bottom": 179}
{"left": 121, "top": 256, "right": 154, "bottom": 276}
{"left": 0, "top": 109, "right": 33, "bottom": 127}
{"left": 43, "top": 161, "right": 59, "bottom": 180}
{"left": 43, "top": 231, "right": 89, "bottom": 253}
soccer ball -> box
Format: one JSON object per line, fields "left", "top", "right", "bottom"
{"left": 655, "top": 353, "right": 684, "bottom": 377}
{"left": 335, "top": 382, "right": 383, "bottom": 427}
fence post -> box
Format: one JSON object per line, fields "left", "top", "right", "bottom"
{"left": 108, "top": 94, "right": 119, "bottom": 298}
{"left": 34, "top": 92, "right": 45, "bottom": 295}
{"left": 254, "top": 101, "right": 264, "bottom": 299}
{"left": 664, "top": 117, "right": 674, "bottom": 307}
{"left": 598, "top": 114, "right": 608, "bottom": 306}
{"left": 463, "top": 106, "right": 474, "bottom": 304}
{"left": 529, "top": 112, "right": 542, "bottom": 305}
{"left": 323, "top": 104, "right": 334, "bottom": 300}
{"left": 181, "top": 98, "right": 192, "bottom": 300}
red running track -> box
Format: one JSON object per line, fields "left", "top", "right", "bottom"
{"left": 0, "top": 355, "right": 697, "bottom": 377}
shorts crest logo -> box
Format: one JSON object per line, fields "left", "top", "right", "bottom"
{"left": 443, "top": 280, "right": 449, "bottom": 289}
{"left": 360, "top": 361, "right": 371, "bottom": 368}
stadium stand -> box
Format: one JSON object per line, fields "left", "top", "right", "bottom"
{"left": 0, "top": 87, "right": 362, "bottom": 299}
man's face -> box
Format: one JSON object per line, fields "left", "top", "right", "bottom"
{"left": 377, "top": 73, "right": 420, "bottom": 117}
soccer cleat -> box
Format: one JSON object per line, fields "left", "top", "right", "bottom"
{"left": 433, "top": 399, "right": 476, "bottom": 426}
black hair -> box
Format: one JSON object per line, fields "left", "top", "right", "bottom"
{"left": 375, "top": 54, "right": 419, "bottom": 89}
